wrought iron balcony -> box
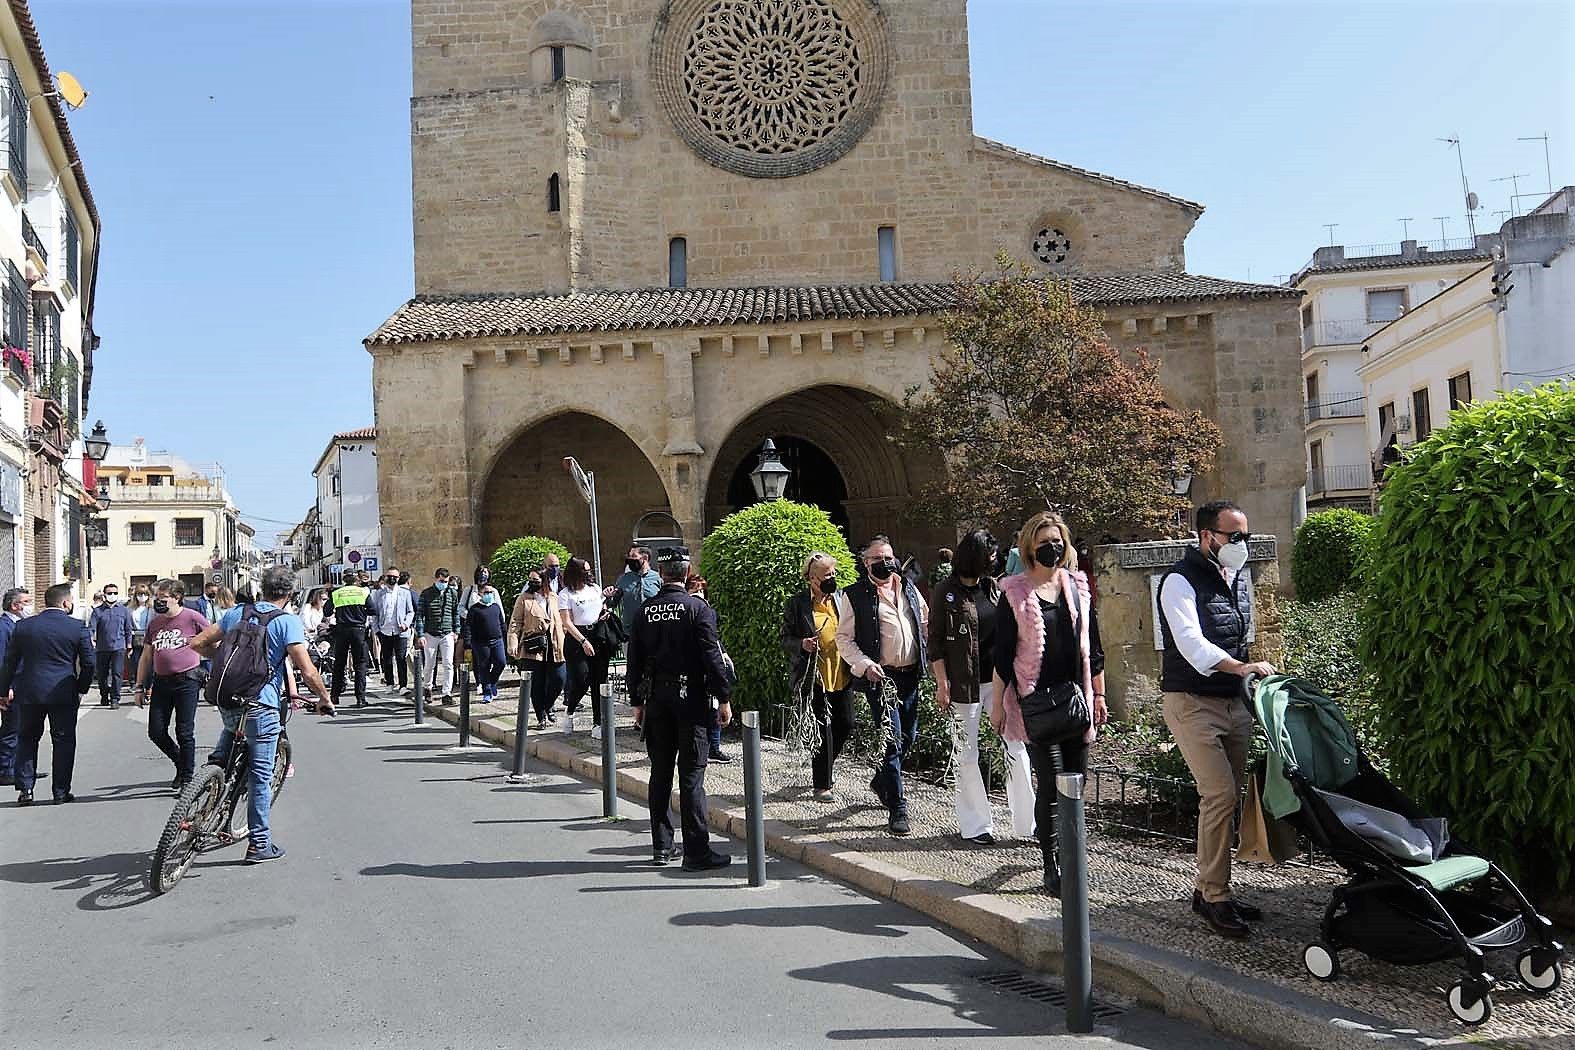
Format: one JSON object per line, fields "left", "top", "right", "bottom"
{"left": 1306, "top": 464, "right": 1371, "bottom": 496}
{"left": 21, "top": 211, "right": 46, "bottom": 266}
{"left": 1305, "top": 393, "right": 1366, "bottom": 424}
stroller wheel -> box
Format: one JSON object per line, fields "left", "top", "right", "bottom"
{"left": 1446, "top": 979, "right": 1492, "bottom": 1026}
{"left": 1302, "top": 942, "right": 1340, "bottom": 982}
{"left": 1516, "top": 947, "right": 1562, "bottom": 995}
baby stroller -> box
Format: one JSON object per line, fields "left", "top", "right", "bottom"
{"left": 1245, "top": 673, "right": 1564, "bottom": 1026}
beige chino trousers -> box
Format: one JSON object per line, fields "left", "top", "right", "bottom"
{"left": 1162, "top": 690, "right": 1254, "bottom": 903}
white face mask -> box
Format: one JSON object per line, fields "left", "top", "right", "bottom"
{"left": 1216, "top": 538, "right": 1249, "bottom": 571}
{"left": 104, "top": 593, "right": 120, "bottom": 604}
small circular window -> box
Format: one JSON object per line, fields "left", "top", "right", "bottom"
{"left": 1032, "top": 227, "right": 1072, "bottom": 267}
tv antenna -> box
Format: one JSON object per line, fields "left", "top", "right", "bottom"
{"left": 1516, "top": 133, "right": 1553, "bottom": 195}
{"left": 1490, "top": 173, "right": 1531, "bottom": 218}
{"left": 1438, "top": 136, "right": 1479, "bottom": 239}
{"left": 1432, "top": 216, "right": 1450, "bottom": 243}
{"left": 1322, "top": 223, "right": 1339, "bottom": 247}
{"left": 1397, "top": 218, "right": 1414, "bottom": 239}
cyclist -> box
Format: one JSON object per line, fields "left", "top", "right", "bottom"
{"left": 190, "top": 566, "right": 333, "bottom": 864}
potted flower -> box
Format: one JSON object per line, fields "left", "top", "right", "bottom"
{"left": 2, "top": 345, "right": 31, "bottom": 377}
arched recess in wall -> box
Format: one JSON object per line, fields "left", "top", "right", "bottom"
{"left": 702, "top": 384, "right": 946, "bottom": 556}
{"left": 477, "top": 411, "right": 669, "bottom": 581}
{"left": 527, "top": 10, "right": 594, "bottom": 83}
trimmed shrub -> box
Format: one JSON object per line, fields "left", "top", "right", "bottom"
{"left": 697, "top": 501, "right": 856, "bottom": 717}
{"left": 489, "top": 536, "right": 572, "bottom": 610}
{"left": 1280, "top": 595, "right": 1383, "bottom": 767}
{"left": 1291, "top": 508, "right": 1374, "bottom": 601}
{"left": 1361, "top": 383, "right": 1575, "bottom": 896}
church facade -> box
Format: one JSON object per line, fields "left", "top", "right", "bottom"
{"left": 368, "top": 0, "right": 1303, "bottom": 577}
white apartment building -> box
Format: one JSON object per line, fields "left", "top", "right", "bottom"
{"left": 302, "top": 427, "right": 380, "bottom": 585}
{"left": 1290, "top": 234, "right": 1498, "bottom": 511}
{"left": 1, "top": 1, "right": 100, "bottom": 600}
{"left": 1359, "top": 188, "right": 1574, "bottom": 466}
{"left": 85, "top": 440, "right": 246, "bottom": 598}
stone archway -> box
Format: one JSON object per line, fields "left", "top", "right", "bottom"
{"left": 478, "top": 412, "right": 670, "bottom": 579}
{"left": 703, "top": 384, "right": 946, "bottom": 557}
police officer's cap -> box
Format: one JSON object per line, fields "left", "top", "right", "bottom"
{"left": 656, "top": 546, "right": 690, "bottom": 564}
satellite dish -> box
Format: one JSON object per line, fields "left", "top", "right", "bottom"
{"left": 54, "top": 72, "right": 89, "bottom": 109}
{"left": 1466, "top": 191, "right": 1480, "bottom": 211}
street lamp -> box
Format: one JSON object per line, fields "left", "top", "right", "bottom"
{"left": 749, "top": 438, "right": 792, "bottom": 501}
{"left": 1169, "top": 464, "right": 1193, "bottom": 498}
{"left": 83, "top": 420, "right": 110, "bottom": 462}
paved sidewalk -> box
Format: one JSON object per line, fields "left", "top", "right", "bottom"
{"left": 400, "top": 675, "right": 1570, "bottom": 1050}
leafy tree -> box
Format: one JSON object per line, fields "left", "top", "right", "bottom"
{"left": 1291, "top": 509, "right": 1374, "bottom": 601}
{"left": 489, "top": 536, "right": 572, "bottom": 610}
{"left": 698, "top": 501, "right": 856, "bottom": 720}
{"left": 893, "top": 256, "right": 1220, "bottom": 540}
{"left": 1362, "top": 383, "right": 1575, "bottom": 895}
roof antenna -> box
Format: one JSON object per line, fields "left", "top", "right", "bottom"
{"left": 1322, "top": 223, "right": 1338, "bottom": 247}
{"left": 1437, "top": 136, "right": 1479, "bottom": 240}
{"left": 1397, "top": 218, "right": 1413, "bottom": 240}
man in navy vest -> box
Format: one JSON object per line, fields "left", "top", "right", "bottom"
{"left": 835, "top": 535, "right": 929, "bottom": 837}
{"left": 1157, "top": 499, "right": 1276, "bottom": 939}
{"left": 0, "top": 583, "right": 95, "bottom": 804}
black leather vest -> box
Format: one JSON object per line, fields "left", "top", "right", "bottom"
{"left": 1157, "top": 547, "right": 1250, "bottom": 697}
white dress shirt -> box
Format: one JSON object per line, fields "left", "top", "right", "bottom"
{"left": 1159, "top": 566, "right": 1256, "bottom": 676}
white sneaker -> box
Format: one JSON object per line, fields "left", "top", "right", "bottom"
{"left": 561, "top": 713, "right": 574, "bottom": 734}
{"left": 591, "top": 724, "right": 603, "bottom": 741}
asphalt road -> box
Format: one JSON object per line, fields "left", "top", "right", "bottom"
{"left": 0, "top": 693, "right": 1246, "bottom": 1050}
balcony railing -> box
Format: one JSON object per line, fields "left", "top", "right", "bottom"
{"left": 1307, "top": 464, "right": 1371, "bottom": 496}
{"left": 1305, "top": 393, "right": 1365, "bottom": 423}
{"left": 1302, "top": 319, "right": 1385, "bottom": 350}
{"left": 21, "top": 211, "right": 45, "bottom": 265}
{"left": 104, "top": 483, "right": 230, "bottom": 503}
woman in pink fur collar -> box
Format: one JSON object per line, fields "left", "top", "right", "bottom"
{"left": 990, "top": 511, "right": 1108, "bottom": 897}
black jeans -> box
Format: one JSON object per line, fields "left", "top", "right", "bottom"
{"left": 1026, "top": 732, "right": 1089, "bottom": 870}
{"left": 564, "top": 642, "right": 612, "bottom": 723}
{"left": 644, "top": 698, "right": 711, "bottom": 859}
{"left": 526, "top": 660, "right": 566, "bottom": 719}
{"left": 812, "top": 684, "right": 856, "bottom": 791}
{"left": 95, "top": 649, "right": 125, "bottom": 705}
{"left": 378, "top": 633, "right": 409, "bottom": 687}
{"left": 330, "top": 628, "right": 370, "bottom": 704}
{"left": 148, "top": 671, "right": 201, "bottom": 782}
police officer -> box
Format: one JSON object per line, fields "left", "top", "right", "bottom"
{"left": 627, "top": 546, "right": 733, "bottom": 872}
{"left": 329, "top": 570, "right": 376, "bottom": 708}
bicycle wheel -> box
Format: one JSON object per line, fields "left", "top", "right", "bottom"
{"left": 150, "top": 766, "right": 226, "bottom": 895}
{"left": 270, "top": 734, "right": 292, "bottom": 803}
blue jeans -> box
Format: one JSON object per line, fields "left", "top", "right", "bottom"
{"left": 96, "top": 649, "right": 126, "bottom": 705}
{"left": 708, "top": 708, "right": 722, "bottom": 754}
{"left": 209, "top": 704, "right": 282, "bottom": 851}
{"left": 868, "top": 666, "right": 920, "bottom": 816}
{"left": 526, "top": 660, "right": 566, "bottom": 719}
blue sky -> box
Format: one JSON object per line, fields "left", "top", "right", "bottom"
{"left": 33, "top": 0, "right": 1570, "bottom": 539}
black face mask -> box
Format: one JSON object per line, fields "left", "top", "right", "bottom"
{"left": 526, "top": 581, "right": 542, "bottom": 594}
{"left": 154, "top": 598, "right": 172, "bottom": 615}
{"left": 543, "top": 566, "right": 559, "bottom": 580}
{"left": 870, "top": 560, "right": 897, "bottom": 580}
{"left": 1034, "top": 541, "right": 1065, "bottom": 569}
{"left": 625, "top": 558, "right": 641, "bottom": 574}
{"left": 818, "top": 577, "right": 837, "bottom": 595}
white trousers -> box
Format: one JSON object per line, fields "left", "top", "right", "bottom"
{"left": 421, "top": 633, "right": 455, "bottom": 696}
{"left": 955, "top": 681, "right": 1036, "bottom": 839}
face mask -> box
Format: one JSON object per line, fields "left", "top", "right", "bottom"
{"left": 625, "top": 558, "right": 641, "bottom": 574}
{"left": 1216, "top": 538, "right": 1249, "bottom": 571}
{"left": 104, "top": 593, "right": 120, "bottom": 604}
{"left": 154, "top": 598, "right": 172, "bottom": 615}
{"left": 20, "top": 604, "right": 32, "bottom": 617}
{"left": 870, "top": 559, "right": 896, "bottom": 580}
{"left": 480, "top": 592, "right": 496, "bottom": 606}
{"left": 1034, "top": 541, "right": 1065, "bottom": 569}
{"left": 527, "top": 581, "right": 542, "bottom": 594}
{"left": 818, "top": 577, "right": 837, "bottom": 595}
{"left": 543, "top": 566, "right": 559, "bottom": 580}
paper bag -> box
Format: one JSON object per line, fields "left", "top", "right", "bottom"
{"left": 1237, "top": 771, "right": 1300, "bottom": 864}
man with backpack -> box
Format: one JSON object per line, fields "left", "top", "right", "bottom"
{"left": 190, "top": 566, "right": 334, "bottom": 864}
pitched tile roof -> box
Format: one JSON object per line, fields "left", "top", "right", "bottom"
{"left": 333, "top": 427, "right": 377, "bottom": 441}
{"left": 367, "top": 273, "right": 1296, "bottom": 346}
{"left": 974, "top": 137, "right": 1205, "bottom": 214}
{"left": 1293, "top": 246, "right": 1495, "bottom": 282}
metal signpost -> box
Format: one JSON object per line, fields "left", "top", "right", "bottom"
{"left": 563, "top": 456, "right": 602, "bottom": 587}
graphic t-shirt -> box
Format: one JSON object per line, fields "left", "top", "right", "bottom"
{"left": 148, "top": 608, "right": 210, "bottom": 677}
{"left": 558, "top": 585, "right": 605, "bottom": 627}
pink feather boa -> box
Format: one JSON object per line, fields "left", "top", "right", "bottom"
{"left": 991, "top": 568, "right": 1097, "bottom": 746}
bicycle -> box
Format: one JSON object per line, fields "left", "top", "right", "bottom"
{"left": 148, "top": 700, "right": 293, "bottom": 895}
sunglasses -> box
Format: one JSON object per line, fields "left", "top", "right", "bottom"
{"left": 1208, "top": 529, "right": 1253, "bottom": 544}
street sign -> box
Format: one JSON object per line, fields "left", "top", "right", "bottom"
{"left": 563, "top": 456, "right": 593, "bottom": 507}
{"left": 211, "top": 573, "right": 222, "bottom": 583}
{"left": 348, "top": 550, "right": 362, "bottom": 564}
{"left": 363, "top": 557, "right": 380, "bottom": 572}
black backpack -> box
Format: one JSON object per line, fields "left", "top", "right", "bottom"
{"left": 205, "top": 603, "right": 286, "bottom": 710}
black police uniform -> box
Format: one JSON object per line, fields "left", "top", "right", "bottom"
{"left": 627, "top": 568, "right": 732, "bottom": 866}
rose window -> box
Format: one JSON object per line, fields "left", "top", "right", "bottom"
{"left": 652, "top": 0, "right": 892, "bottom": 179}
{"left": 1033, "top": 227, "right": 1073, "bottom": 267}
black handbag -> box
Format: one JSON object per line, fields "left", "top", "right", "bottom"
{"left": 1019, "top": 680, "right": 1091, "bottom": 745}
{"left": 519, "top": 631, "right": 549, "bottom": 656}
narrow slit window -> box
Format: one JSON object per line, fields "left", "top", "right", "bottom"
{"left": 877, "top": 226, "right": 897, "bottom": 282}
{"left": 550, "top": 45, "right": 566, "bottom": 82}
{"left": 547, "top": 173, "right": 560, "bottom": 213}
{"left": 668, "top": 237, "right": 688, "bottom": 289}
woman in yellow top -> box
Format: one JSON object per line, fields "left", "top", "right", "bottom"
{"left": 781, "top": 552, "right": 854, "bottom": 802}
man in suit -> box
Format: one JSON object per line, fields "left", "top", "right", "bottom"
{"left": 0, "top": 583, "right": 95, "bottom": 804}
{"left": 0, "top": 587, "right": 31, "bottom": 785}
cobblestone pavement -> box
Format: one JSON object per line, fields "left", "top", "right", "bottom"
{"left": 415, "top": 670, "right": 1571, "bottom": 1047}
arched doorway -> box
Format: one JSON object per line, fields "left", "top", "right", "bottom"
{"left": 478, "top": 412, "right": 670, "bottom": 581}
{"left": 704, "top": 385, "right": 946, "bottom": 556}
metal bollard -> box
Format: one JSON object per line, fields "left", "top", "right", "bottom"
{"left": 509, "top": 668, "right": 532, "bottom": 779}
{"left": 742, "top": 710, "right": 766, "bottom": 887}
{"left": 457, "top": 668, "right": 472, "bottom": 747}
{"left": 1056, "top": 772, "right": 1093, "bottom": 1033}
{"left": 412, "top": 649, "right": 426, "bottom": 724}
{"left": 599, "top": 683, "right": 617, "bottom": 818}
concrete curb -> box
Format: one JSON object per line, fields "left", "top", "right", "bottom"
{"left": 406, "top": 698, "right": 1456, "bottom": 1050}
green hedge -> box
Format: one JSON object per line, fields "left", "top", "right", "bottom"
{"left": 1291, "top": 508, "right": 1373, "bottom": 601}
{"left": 1280, "top": 594, "right": 1383, "bottom": 766}
{"left": 1361, "top": 383, "right": 1575, "bottom": 895}
{"left": 489, "top": 536, "right": 572, "bottom": 611}
{"left": 697, "top": 501, "right": 856, "bottom": 717}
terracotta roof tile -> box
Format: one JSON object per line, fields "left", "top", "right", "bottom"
{"left": 1292, "top": 247, "right": 1496, "bottom": 282}
{"left": 333, "top": 426, "right": 377, "bottom": 441}
{"left": 367, "top": 273, "right": 1294, "bottom": 347}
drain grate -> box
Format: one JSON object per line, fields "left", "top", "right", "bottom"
{"left": 977, "top": 971, "right": 1124, "bottom": 1022}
